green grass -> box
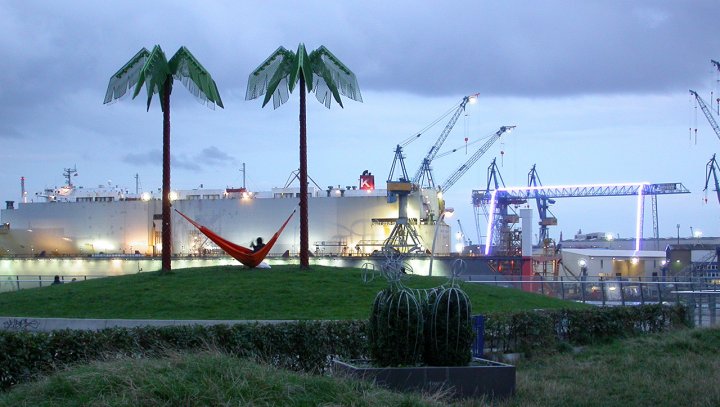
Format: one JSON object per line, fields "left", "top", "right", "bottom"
{"left": 0, "top": 351, "right": 444, "bottom": 407}
{"left": 2, "top": 327, "right": 718, "bottom": 406}
{"left": 492, "top": 326, "right": 720, "bottom": 407}
{"left": 0, "top": 265, "right": 586, "bottom": 319}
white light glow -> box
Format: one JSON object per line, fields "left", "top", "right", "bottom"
{"left": 168, "top": 191, "right": 179, "bottom": 201}
{"left": 141, "top": 192, "right": 152, "bottom": 201}
{"left": 455, "top": 243, "right": 464, "bottom": 252}
{"left": 605, "top": 233, "right": 614, "bottom": 241}
{"left": 694, "top": 229, "right": 703, "bottom": 238}
{"left": 578, "top": 259, "right": 587, "bottom": 267}
{"left": 631, "top": 257, "right": 639, "bottom": 265}
{"left": 484, "top": 190, "right": 498, "bottom": 255}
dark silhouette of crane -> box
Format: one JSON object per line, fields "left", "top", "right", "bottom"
{"left": 705, "top": 154, "right": 720, "bottom": 204}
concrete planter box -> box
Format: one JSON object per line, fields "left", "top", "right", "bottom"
{"left": 332, "top": 358, "right": 515, "bottom": 399}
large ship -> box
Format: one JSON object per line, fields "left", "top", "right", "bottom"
{"left": 0, "top": 168, "right": 452, "bottom": 259}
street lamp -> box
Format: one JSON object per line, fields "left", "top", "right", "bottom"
{"left": 429, "top": 207, "right": 454, "bottom": 277}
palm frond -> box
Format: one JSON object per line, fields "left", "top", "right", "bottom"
{"left": 103, "top": 48, "right": 150, "bottom": 104}
{"left": 246, "top": 46, "right": 296, "bottom": 109}
{"left": 133, "top": 45, "right": 172, "bottom": 111}
{"left": 308, "top": 46, "right": 363, "bottom": 109}
{"left": 168, "top": 46, "right": 224, "bottom": 110}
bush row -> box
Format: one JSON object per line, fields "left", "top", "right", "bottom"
{"left": 0, "top": 304, "right": 692, "bottom": 391}
{"left": 483, "top": 303, "right": 693, "bottom": 356}
{"left": 0, "top": 320, "right": 367, "bottom": 391}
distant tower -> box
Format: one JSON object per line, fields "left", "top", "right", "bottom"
{"left": 20, "top": 176, "right": 27, "bottom": 203}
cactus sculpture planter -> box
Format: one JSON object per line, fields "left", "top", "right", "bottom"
{"left": 345, "top": 255, "right": 515, "bottom": 399}
{"left": 368, "top": 254, "right": 474, "bottom": 366}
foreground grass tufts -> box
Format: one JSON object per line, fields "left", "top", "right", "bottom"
{"left": 0, "top": 351, "right": 443, "bottom": 407}
{"left": 492, "top": 327, "right": 720, "bottom": 407}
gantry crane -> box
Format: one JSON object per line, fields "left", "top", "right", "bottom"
{"left": 437, "top": 126, "right": 515, "bottom": 193}
{"left": 527, "top": 164, "right": 557, "bottom": 245}
{"left": 690, "top": 90, "right": 720, "bottom": 141}
{"left": 705, "top": 154, "right": 720, "bottom": 204}
{"left": 473, "top": 182, "right": 691, "bottom": 256}
{"left": 413, "top": 94, "right": 479, "bottom": 189}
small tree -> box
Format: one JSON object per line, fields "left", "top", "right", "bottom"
{"left": 104, "top": 45, "right": 223, "bottom": 272}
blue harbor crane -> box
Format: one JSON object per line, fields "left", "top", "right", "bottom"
{"left": 413, "top": 94, "right": 479, "bottom": 189}
{"left": 689, "top": 90, "right": 720, "bottom": 141}
{"left": 437, "top": 126, "right": 515, "bottom": 194}
{"left": 705, "top": 154, "right": 720, "bottom": 205}
{"left": 527, "top": 164, "right": 557, "bottom": 245}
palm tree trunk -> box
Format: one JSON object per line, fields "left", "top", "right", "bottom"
{"left": 299, "top": 73, "right": 309, "bottom": 269}
{"left": 161, "top": 77, "right": 173, "bottom": 272}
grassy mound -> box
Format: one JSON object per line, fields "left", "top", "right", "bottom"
{"left": 0, "top": 265, "right": 586, "bottom": 319}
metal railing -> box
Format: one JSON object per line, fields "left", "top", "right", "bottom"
{"left": 464, "top": 276, "right": 719, "bottom": 327}
{"left": 0, "top": 275, "right": 105, "bottom": 292}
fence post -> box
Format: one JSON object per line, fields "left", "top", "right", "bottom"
{"left": 38, "top": 275, "right": 42, "bottom": 288}
{"left": 601, "top": 281, "right": 607, "bottom": 306}
{"left": 657, "top": 282, "right": 663, "bottom": 304}
{"left": 472, "top": 315, "right": 485, "bottom": 358}
{"left": 560, "top": 276, "right": 566, "bottom": 300}
{"left": 619, "top": 280, "right": 625, "bottom": 306}
{"left": 16, "top": 275, "right": 20, "bottom": 291}
{"left": 639, "top": 281, "right": 645, "bottom": 305}
{"left": 710, "top": 294, "right": 716, "bottom": 326}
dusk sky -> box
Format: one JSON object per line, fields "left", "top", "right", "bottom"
{"left": 2, "top": 1, "right": 720, "bottom": 245}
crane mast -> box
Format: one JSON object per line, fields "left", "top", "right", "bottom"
{"left": 413, "top": 94, "right": 478, "bottom": 188}
{"left": 690, "top": 90, "right": 720, "bottom": 141}
{"left": 438, "top": 126, "right": 515, "bottom": 193}
{"left": 705, "top": 154, "right": 720, "bottom": 204}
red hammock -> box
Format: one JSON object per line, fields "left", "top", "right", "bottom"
{"left": 175, "top": 209, "right": 295, "bottom": 268}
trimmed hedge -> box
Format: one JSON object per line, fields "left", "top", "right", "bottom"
{"left": 0, "top": 321, "right": 367, "bottom": 391}
{"left": 0, "top": 304, "right": 692, "bottom": 391}
{"left": 483, "top": 303, "right": 693, "bottom": 356}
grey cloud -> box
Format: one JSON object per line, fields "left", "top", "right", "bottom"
{"left": 122, "top": 147, "right": 233, "bottom": 172}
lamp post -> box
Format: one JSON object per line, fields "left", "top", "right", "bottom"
{"left": 429, "top": 207, "right": 454, "bottom": 277}
{"left": 676, "top": 224, "right": 680, "bottom": 245}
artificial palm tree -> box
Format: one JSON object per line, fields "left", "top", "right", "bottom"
{"left": 245, "top": 43, "right": 362, "bottom": 269}
{"left": 104, "top": 45, "right": 224, "bottom": 272}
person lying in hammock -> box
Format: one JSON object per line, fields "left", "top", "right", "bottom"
{"left": 251, "top": 237, "right": 266, "bottom": 253}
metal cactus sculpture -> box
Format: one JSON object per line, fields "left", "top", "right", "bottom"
{"left": 245, "top": 44, "right": 362, "bottom": 269}
{"left": 368, "top": 251, "right": 424, "bottom": 366}
{"left": 425, "top": 259, "right": 474, "bottom": 366}
{"left": 367, "top": 254, "right": 474, "bottom": 367}
{"left": 104, "top": 46, "right": 223, "bottom": 272}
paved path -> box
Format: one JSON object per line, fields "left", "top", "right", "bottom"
{"left": 0, "top": 317, "right": 295, "bottom": 332}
